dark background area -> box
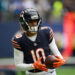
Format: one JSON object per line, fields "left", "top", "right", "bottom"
{"left": 0, "top": 21, "right": 19, "bottom": 57}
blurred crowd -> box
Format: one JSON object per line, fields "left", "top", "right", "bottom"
{"left": 0, "top": 0, "right": 63, "bottom": 23}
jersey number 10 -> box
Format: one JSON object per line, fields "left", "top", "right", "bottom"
{"left": 31, "top": 48, "right": 46, "bottom": 62}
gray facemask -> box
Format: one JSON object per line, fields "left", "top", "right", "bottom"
{"left": 28, "top": 26, "right": 38, "bottom": 33}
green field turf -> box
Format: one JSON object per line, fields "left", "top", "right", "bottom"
{"left": 17, "top": 67, "right": 75, "bottom": 75}
{"left": 56, "top": 67, "right": 75, "bottom": 75}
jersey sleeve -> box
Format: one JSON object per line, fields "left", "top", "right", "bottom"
{"left": 11, "top": 37, "right": 22, "bottom": 51}
{"left": 47, "top": 27, "right": 54, "bottom": 43}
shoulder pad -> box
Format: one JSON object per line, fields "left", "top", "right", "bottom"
{"left": 15, "top": 33, "right": 22, "bottom": 39}
{"left": 11, "top": 40, "right": 21, "bottom": 49}
{"left": 40, "top": 26, "right": 48, "bottom": 30}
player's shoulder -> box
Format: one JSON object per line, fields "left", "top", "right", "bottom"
{"left": 40, "top": 26, "right": 53, "bottom": 33}
{"left": 11, "top": 31, "right": 24, "bottom": 45}
{"left": 40, "top": 26, "right": 49, "bottom": 30}
{"left": 40, "top": 26, "right": 53, "bottom": 38}
{"left": 12, "top": 31, "right": 24, "bottom": 40}
{"left": 11, "top": 32, "right": 24, "bottom": 50}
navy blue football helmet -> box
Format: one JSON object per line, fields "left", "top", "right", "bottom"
{"left": 19, "top": 8, "right": 42, "bottom": 32}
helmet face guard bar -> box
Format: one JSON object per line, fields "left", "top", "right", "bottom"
{"left": 19, "top": 8, "right": 42, "bottom": 32}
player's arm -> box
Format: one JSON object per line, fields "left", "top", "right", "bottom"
{"left": 47, "top": 28, "right": 64, "bottom": 59}
{"left": 14, "top": 48, "right": 48, "bottom": 72}
{"left": 47, "top": 27, "right": 65, "bottom": 68}
{"left": 11, "top": 34, "right": 34, "bottom": 71}
{"left": 49, "top": 38, "right": 65, "bottom": 68}
{"left": 12, "top": 39, "right": 34, "bottom": 71}
{"left": 14, "top": 48, "right": 34, "bottom": 71}
{"left": 49, "top": 38, "right": 63, "bottom": 59}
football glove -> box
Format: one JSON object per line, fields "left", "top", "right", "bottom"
{"left": 33, "top": 57, "right": 48, "bottom": 72}
{"left": 53, "top": 56, "right": 65, "bottom": 68}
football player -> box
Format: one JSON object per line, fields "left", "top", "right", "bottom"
{"left": 11, "top": 8, "right": 65, "bottom": 75}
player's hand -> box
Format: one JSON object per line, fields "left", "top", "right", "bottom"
{"left": 33, "top": 57, "right": 48, "bottom": 72}
{"left": 53, "top": 56, "right": 65, "bottom": 68}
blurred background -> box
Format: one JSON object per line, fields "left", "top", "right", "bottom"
{"left": 0, "top": 0, "right": 75, "bottom": 75}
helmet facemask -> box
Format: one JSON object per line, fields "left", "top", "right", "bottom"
{"left": 27, "top": 19, "right": 41, "bottom": 33}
